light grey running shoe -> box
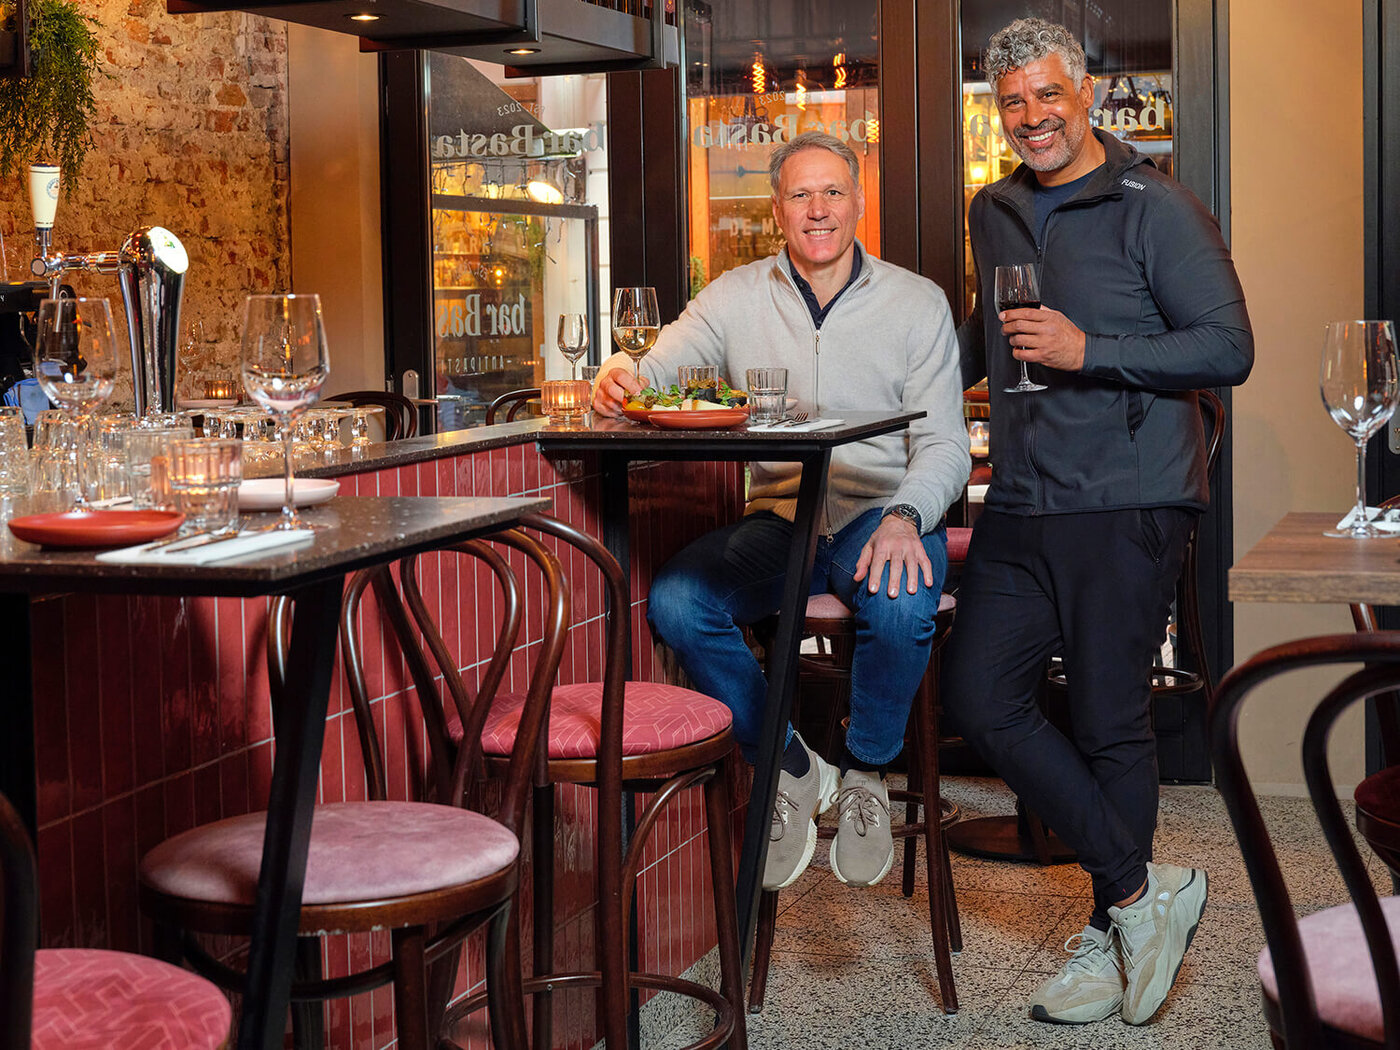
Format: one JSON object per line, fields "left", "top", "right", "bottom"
{"left": 1110, "top": 861, "right": 1209, "bottom": 1024}
{"left": 830, "top": 768, "right": 894, "bottom": 887}
{"left": 762, "top": 733, "right": 839, "bottom": 890}
{"left": 1030, "top": 924, "right": 1126, "bottom": 1024}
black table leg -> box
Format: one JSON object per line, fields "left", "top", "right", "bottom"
{"left": 0, "top": 593, "right": 35, "bottom": 844}
{"left": 237, "top": 575, "right": 343, "bottom": 1050}
{"left": 735, "top": 450, "right": 830, "bottom": 968}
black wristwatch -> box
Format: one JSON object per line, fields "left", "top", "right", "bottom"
{"left": 883, "top": 503, "right": 922, "bottom": 533}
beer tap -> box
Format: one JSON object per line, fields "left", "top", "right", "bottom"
{"left": 25, "top": 162, "right": 189, "bottom": 418}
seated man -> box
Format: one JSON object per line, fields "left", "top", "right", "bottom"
{"left": 591, "top": 131, "right": 969, "bottom": 889}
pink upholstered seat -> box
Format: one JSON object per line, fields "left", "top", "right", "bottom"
{"left": 805, "top": 591, "right": 957, "bottom": 621}
{"left": 32, "top": 948, "right": 231, "bottom": 1050}
{"left": 1257, "top": 894, "right": 1400, "bottom": 1043}
{"left": 475, "top": 682, "right": 732, "bottom": 760}
{"left": 946, "top": 527, "right": 972, "bottom": 564}
{"left": 140, "top": 801, "right": 519, "bottom": 907}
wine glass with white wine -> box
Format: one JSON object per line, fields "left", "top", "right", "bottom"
{"left": 1320, "top": 319, "right": 1400, "bottom": 537}
{"left": 240, "top": 293, "right": 330, "bottom": 530}
{"left": 611, "top": 287, "right": 659, "bottom": 382}
{"left": 32, "top": 297, "right": 118, "bottom": 512}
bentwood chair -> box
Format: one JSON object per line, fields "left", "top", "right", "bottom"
{"left": 137, "top": 552, "right": 545, "bottom": 1050}
{"left": 1348, "top": 493, "right": 1400, "bottom": 892}
{"left": 1, "top": 792, "right": 233, "bottom": 1050}
{"left": 325, "top": 390, "right": 418, "bottom": 440}
{"left": 396, "top": 513, "right": 748, "bottom": 1050}
{"left": 747, "top": 592, "right": 961, "bottom": 1015}
{"left": 1211, "top": 633, "right": 1400, "bottom": 1049}
{"left": 485, "top": 388, "right": 541, "bottom": 424}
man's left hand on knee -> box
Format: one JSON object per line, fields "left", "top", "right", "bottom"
{"left": 854, "top": 515, "right": 935, "bottom": 597}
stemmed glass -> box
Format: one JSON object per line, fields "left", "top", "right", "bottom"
{"left": 557, "top": 313, "right": 589, "bottom": 379}
{"left": 1320, "top": 319, "right": 1400, "bottom": 538}
{"left": 240, "top": 293, "right": 330, "bottom": 530}
{"left": 611, "top": 287, "right": 659, "bottom": 381}
{"left": 995, "top": 263, "right": 1047, "bottom": 393}
{"left": 32, "top": 297, "right": 117, "bottom": 512}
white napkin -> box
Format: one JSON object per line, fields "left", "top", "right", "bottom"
{"left": 747, "top": 417, "right": 846, "bottom": 432}
{"left": 95, "top": 528, "right": 315, "bottom": 566}
{"left": 1334, "top": 506, "right": 1400, "bottom": 533}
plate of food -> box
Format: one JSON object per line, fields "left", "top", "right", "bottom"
{"left": 7, "top": 509, "right": 185, "bottom": 548}
{"left": 238, "top": 478, "right": 340, "bottom": 511}
{"left": 623, "top": 377, "right": 749, "bottom": 425}
{"left": 648, "top": 407, "right": 749, "bottom": 429}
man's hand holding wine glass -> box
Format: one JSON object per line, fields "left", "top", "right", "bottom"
{"left": 997, "top": 304, "right": 1087, "bottom": 372}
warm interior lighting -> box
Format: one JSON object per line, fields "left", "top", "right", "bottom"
{"left": 969, "top": 162, "right": 989, "bottom": 184}
{"left": 526, "top": 177, "right": 564, "bottom": 204}
{"left": 507, "top": 47, "right": 541, "bottom": 55}
{"left": 346, "top": 12, "right": 379, "bottom": 20}
{"left": 751, "top": 52, "right": 766, "bottom": 94}
{"left": 833, "top": 52, "right": 847, "bottom": 90}
{"left": 866, "top": 117, "right": 880, "bottom": 143}
{"left": 795, "top": 75, "right": 807, "bottom": 110}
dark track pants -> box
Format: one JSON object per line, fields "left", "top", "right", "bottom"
{"left": 941, "top": 506, "right": 1196, "bottom": 922}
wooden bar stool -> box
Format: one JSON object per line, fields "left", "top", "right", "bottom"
{"left": 137, "top": 549, "right": 547, "bottom": 1050}
{"left": 397, "top": 514, "right": 749, "bottom": 1050}
{"left": 2, "top": 792, "right": 233, "bottom": 1050}
{"left": 746, "top": 590, "right": 961, "bottom": 1015}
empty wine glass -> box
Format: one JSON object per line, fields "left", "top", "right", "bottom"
{"left": 240, "top": 293, "right": 330, "bottom": 530}
{"left": 995, "top": 263, "right": 1047, "bottom": 393}
{"left": 611, "top": 287, "right": 659, "bottom": 382}
{"left": 1320, "top": 319, "right": 1400, "bottom": 538}
{"left": 557, "top": 313, "right": 589, "bottom": 380}
{"left": 32, "top": 297, "right": 118, "bottom": 512}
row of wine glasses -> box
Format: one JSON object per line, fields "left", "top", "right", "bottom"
{"left": 28, "top": 292, "right": 329, "bottom": 530}
{"left": 1320, "top": 319, "right": 1400, "bottom": 538}
{"left": 553, "top": 287, "right": 660, "bottom": 382}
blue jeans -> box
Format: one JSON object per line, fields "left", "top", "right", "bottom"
{"left": 648, "top": 508, "right": 949, "bottom": 766}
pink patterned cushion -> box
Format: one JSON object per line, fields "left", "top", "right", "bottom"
{"left": 804, "top": 591, "right": 956, "bottom": 622}
{"left": 1257, "top": 894, "right": 1400, "bottom": 1042}
{"left": 946, "top": 527, "right": 972, "bottom": 564}
{"left": 33, "top": 948, "right": 231, "bottom": 1050}
{"left": 141, "top": 801, "right": 518, "bottom": 907}
{"left": 478, "top": 682, "right": 732, "bottom": 759}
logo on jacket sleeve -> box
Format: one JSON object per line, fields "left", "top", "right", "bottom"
{"left": 1120, "top": 178, "right": 1147, "bottom": 191}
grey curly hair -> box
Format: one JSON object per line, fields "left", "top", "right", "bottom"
{"left": 768, "top": 131, "right": 861, "bottom": 193}
{"left": 983, "top": 18, "right": 1087, "bottom": 90}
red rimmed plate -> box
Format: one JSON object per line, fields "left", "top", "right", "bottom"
{"left": 622, "top": 406, "right": 655, "bottom": 423}
{"left": 647, "top": 407, "right": 749, "bottom": 430}
{"left": 7, "top": 509, "right": 185, "bottom": 548}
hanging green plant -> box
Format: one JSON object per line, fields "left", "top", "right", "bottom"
{"left": 0, "top": 0, "right": 101, "bottom": 189}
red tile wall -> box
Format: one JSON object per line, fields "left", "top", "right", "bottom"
{"left": 30, "top": 440, "right": 747, "bottom": 1050}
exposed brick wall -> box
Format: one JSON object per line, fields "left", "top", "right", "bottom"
{"left": 0, "top": 0, "right": 290, "bottom": 405}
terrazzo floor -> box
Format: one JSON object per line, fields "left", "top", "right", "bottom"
{"left": 656, "top": 776, "right": 1395, "bottom": 1050}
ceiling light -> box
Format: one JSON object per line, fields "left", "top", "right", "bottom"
{"left": 346, "top": 12, "right": 379, "bottom": 21}
{"left": 526, "top": 176, "right": 564, "bottom": 204}
{"left": 507, "top": 47, "right": 541, "bottom": 55}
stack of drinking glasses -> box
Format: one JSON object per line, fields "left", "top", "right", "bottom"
{"left": 0, "top": 406, "right": 29, "bottom": 500}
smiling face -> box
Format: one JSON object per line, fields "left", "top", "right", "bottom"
{"left": 994, "top": 53, "right": 1102, "bottom": 185}
{"left": 771, "top": 147, "right": 865, "bottom": 281}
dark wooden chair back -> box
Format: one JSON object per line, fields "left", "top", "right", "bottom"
{"left": 1211, "top": 633, "right": 1400, "bottom": 1049}
{"left": 1, "top": 791, "right": 38, "bottom": 1049}
{"left": 325, "top": 390, "right": 418, "bottom": 440}
{"left": 1349, "top": 493, "right": 1400, "bottom": 762}
{"left": 485, "top": 388, "right": 541, "bottom": 425}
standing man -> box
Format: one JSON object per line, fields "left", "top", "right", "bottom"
{"left": 944, "top": 18, "right": 1252, "bottom": 1027}
{"left": 593, "top": 131, "right": 969, "bottom": 890}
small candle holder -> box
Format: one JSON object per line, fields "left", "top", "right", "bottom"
{"left": 541, "top": 379, "right": 591, "bottom": 421}
{"left": 203, "top": 377, "right": 239, "bottom": 400}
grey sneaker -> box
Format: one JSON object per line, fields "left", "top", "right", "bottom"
{"left": 1030, "top": 924, "right": 1126, "bottom": 1024}
{"left": 829, "top": 768, "right": 894, "bottom": 887}
{"left": 762, "top": 734, "right": 839, "bottom": 890}
{"left": 1110, "top": 861, "right": 1208, "bottom": 1024}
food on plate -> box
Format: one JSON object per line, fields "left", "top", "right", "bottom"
{"left": 624, "top": 378, "right": 749, "bottom": 411}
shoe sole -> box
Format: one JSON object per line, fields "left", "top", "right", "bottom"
{"left": 1123, "top": 869, "right": 1209, "bottom": 1025}
{"left": 1030, "top": 998, "right": 1123, "bottom": 1025}
{"left": 763, "top": 757, "right": 840, "bottom": 891}
{"left": 830, "top": 837, "right": 895, "bottom": 887}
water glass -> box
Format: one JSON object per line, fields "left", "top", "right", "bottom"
{"left": 746, "top": 367, "right": 789, "bottom": 425}
{"left": 0, "top": 406, "right": 30, "bottom": 497}
{"left": 678, "top": 365, "right": 719, "bottom": 399}
{"left": 581, "top": 365, "right": 601, "bottom": 386}
{"left": 168, "top": 438, "right": 243, "bottom": 533}
{"left": 29, "top": 409, "right": 84, "bottom": 513}
{"left": 91, "top": 414, "right": 137, "bottom": 501}
{"left": 126, "top": 424, "right": 195, "bottom": 510}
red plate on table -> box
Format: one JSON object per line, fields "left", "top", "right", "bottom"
{"left": 647, "top": 407, "right": 749, "bottom": 430}
{"left": 7, "top": 509, "right": 185, "bottom": 548}
{"left": 622, "top": 406, "right": 655, "bottom": 423}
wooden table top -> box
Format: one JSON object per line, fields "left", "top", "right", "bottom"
{"left": 1229, "top": 511, "right": 1400, "bottom": 605}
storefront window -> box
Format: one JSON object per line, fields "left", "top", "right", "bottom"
{"left": 426, "top": 55, "right": 609, "bottom": 430}
{"left": 960, "top": 2, "right": 1173, "bottom": 316}
{"left": 683, "top": 1, "right": 881, "bottom": 295}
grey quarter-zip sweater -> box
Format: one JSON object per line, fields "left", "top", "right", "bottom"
{"left": 958, "top": 130, "right": 1253, "bottom": 514}
{"left": 598, "top": 244, "right": 970, "bottom": 536}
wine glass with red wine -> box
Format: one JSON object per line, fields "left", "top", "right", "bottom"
{"left": 995, "top": 263, "right": 1047, "bottom": 393}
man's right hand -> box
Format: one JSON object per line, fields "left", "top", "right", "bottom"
{"left": 592, "top": 366, "right": 644, "bottom": 417}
